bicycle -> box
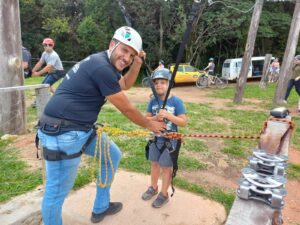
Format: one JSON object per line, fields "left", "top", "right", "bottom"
{"left": 196, "top": 71, "right": 228, "bottom": 89}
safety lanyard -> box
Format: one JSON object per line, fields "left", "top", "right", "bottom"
{"left": 143, "top": 59, "right": 162, "bottom": 108}
{"left": 162, "top": 0, "right": 203, "bottom": 109}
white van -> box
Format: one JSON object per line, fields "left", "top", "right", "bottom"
{"left": 221, "top": 56, "right": 274, "bottom": 80}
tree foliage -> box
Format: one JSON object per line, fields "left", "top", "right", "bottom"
{"left": 20, "top": 0, "right": 299, "bottom": 72}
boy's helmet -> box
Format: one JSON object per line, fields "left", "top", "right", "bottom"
{"left": 112, "top": 26, "right": 142, "bottom": 54}
{"left": 209, "top": 58, "right": 214, "bottom": 61}
{"left": 42, "top": 38, "right": 54, "bottom": 46}
{"left": 159, "top": 59, "right": 164, "bottom": 64}
{"left": 152, "top": 68, "right": 171, "bottom": 81}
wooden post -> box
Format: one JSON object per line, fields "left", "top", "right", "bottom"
{"left": 234, "top": 0, "right": 264, "bottom": 103}
{"left": 226, "top": 115, "right": 292, "bottom": 225}
{"left": 260, "top": 54, "right": 272, "bottom": 88}
{"left": 35, "top": 87, "right": 51, "bottom": 118}
{"left": 274, "top": 2, "right": 300, "bottom": 104}
{"left": 0, "top": 0, "right": 26, "bottom": 135}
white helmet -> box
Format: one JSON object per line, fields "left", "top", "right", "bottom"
{"left": 112, "top": 26, "right": 142, "bottom": 54}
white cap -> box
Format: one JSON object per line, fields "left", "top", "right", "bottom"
{"left": 112, "top": 26, "right": 142, "bottom": 54}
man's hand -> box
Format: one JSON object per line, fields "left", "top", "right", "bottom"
{"left": 295, "top": 76, "right": 300, "bottom": 81}
{"left": 147, "top": 120, "right": 166, "bottom": 134}
{"left": 133, "top": 51, "right": 146, "bottom": 65}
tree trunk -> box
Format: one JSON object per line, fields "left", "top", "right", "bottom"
{"left": 117, "top": 0, "right": 132, "bottom": 27}
{"left": 259, "top": 54, "right": 272, "bottom": 88}
{"left": 234, "top": 0, "right": 264, "bottom": 103}
{"left": 0, "top": 0, "right": 26, "bottom": 135}
{"left": 274, "top": 2, "right": 300, "bottom": 104}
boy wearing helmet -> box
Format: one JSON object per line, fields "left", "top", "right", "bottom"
{"left": 37, "top": 27, "right": 165, "bottom": 225}
{"left": 284, "top": 55, "right": 300, "bottom": 112}
{"left": 155, "top": 60, "right": 165, "bottom": 70}
{"left": 32, "top": 38, "right": 64, "bottom": 93}
{"left": 142, "top": 68, "right": 187, "bottom": 208}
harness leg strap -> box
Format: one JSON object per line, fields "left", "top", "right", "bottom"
{"left": 42, "top": 129, "right": 97, "bottom": 161}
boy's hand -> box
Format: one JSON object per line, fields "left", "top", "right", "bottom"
{"left": 158, "top": 109, "right": 169, "bottom": 120}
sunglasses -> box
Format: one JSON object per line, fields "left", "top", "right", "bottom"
{"left": 43, "top": 44, "right": 53, "bottom": 47}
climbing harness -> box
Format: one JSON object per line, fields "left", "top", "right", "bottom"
{"left": 145, "top": 136, "right": 181, "bottom": 197}
{"left": 35, "top": 114, "right": 96, "bottom": 160}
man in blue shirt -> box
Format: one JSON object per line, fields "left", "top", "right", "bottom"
{"left": 37, "top": 26, "right": 165, "bottom": 225}
{"left": 22, "top": 46, "right": 32, "bottom": 78}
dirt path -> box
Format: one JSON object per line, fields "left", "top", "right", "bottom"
{"left": 9, "top": 86, "right": 300, "bottom": 225}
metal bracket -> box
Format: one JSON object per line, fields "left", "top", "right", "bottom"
{"left": 252, "top": 148, "right": 288, "bottom": 163}
{"left": 248, "top": 156, "right": 288, "bottom": 176}
{"left": 237, "top": 178, "right": 286, "bottom": 209}
{"left": 242, "top": 168, "right": 286, "bottom": 189}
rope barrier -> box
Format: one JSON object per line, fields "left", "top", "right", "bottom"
{"left": 89, "top": 117, "right": 295, "bottom": 187}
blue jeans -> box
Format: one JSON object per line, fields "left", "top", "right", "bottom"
{"left": 37, "top": 129, "right": 122, "bottom": 225}
{"left": 42, "top": 71, "right": 65, "bottom": 86}
{"left": 284, "top": 79, "right": 300, "bottom": 100}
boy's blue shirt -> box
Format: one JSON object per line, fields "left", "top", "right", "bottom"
{"left": 147, "top": 96, "right": 186, "bottom": 132}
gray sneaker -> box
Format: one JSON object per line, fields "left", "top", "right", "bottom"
{"left": 152, "top": 192, "right": 169, "bottom": 208}
{"left": 142, "top": 186, "right": 158, "bottom": 200}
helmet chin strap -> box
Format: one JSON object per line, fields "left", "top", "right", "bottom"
{"left": 107, "top": 41, "right": 121, "bottom": 61}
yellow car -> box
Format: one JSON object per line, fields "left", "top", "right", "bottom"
{"left": 169, "top": 63, "right": 204, "bottom": 84}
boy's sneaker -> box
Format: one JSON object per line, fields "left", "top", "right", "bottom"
{"left": 90, "top": 202, "right": 122, "bottom": 223}
{"left": 152, "top": 192, "right": 169, "bottom": 208}
{"left": 142, "top": 186, "right": 158, "bottom": 200}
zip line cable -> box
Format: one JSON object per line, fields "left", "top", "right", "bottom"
{"left": 208, "top": 0, "right": 256, "bottom": 13}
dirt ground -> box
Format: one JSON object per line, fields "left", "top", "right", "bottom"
{"left": 11, "top": 85, "right": 300, "bottom": 225}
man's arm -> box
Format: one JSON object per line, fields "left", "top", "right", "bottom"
{"left": 119, "top": 52, "right": 145, "bottom": 90}
{"left": 107, "top": 91, "right": 165, "bottom": 133}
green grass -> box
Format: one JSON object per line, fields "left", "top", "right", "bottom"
{"left": 287, "top": 163, "right": 300, "bottom": 179}
{"left": 0, "top": 138, "right": 96, "bottom": 203}
{"left": 211, "top": 82, "right": 299, "bottom": 107}
{"left": 221, "top": 139, "right": 257, "bottom": 157}
{"left": 0, "top": 140, "right": 43, "bottom": 202}
{"left": 181, "top": 139, "right": 208, "bottom": 152}
{"left": 179, "top": 156, "right": 207, "bottom": 171}
{"left": 174, "top": 177, "right": 235, "bottom": 212}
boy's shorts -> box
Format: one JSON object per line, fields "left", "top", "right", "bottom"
{"left": 148, "top": 139, "right": 178, "bottom": 167}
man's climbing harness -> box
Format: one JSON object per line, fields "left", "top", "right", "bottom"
{"left": 35, "top": 113, "right": 96, "bottom": 160}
